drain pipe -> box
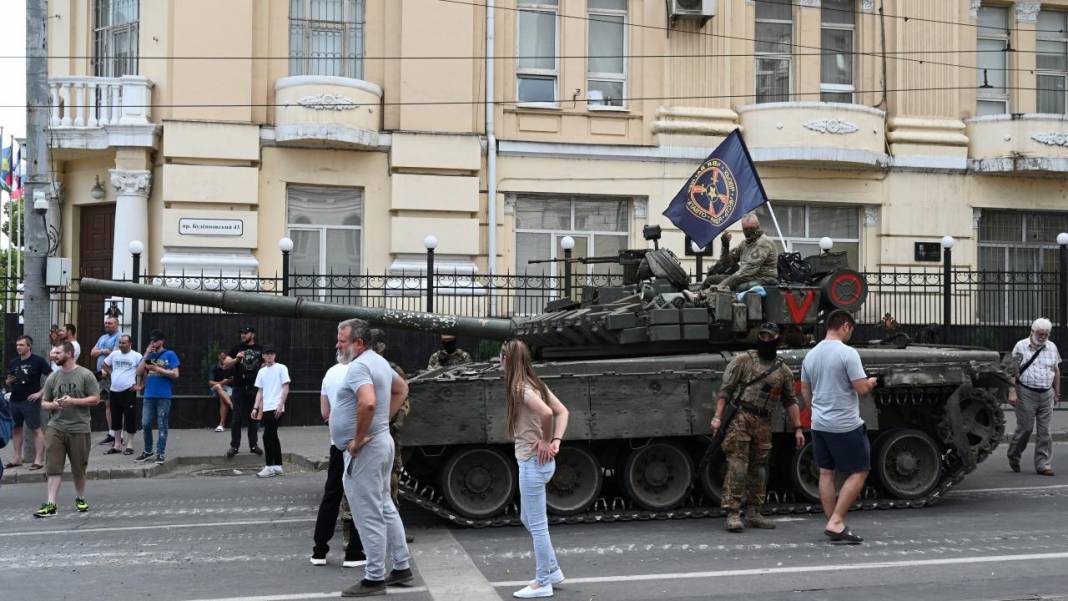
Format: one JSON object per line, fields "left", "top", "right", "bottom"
{"left": 486, "top": 0, "right": 498, "bottom": 297}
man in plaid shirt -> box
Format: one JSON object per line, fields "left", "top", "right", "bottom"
{"left": 1007, "top": 317, "right": 1061, "bottom": 476}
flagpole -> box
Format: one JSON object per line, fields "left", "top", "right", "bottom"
{"left": 763, "top": 199, "right": 789, "bottom": 253}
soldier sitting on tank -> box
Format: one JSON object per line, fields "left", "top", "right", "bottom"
{"left": 711, "top": 323, "right": 806, "bottom": 533}
{"left": 700, "top": 213, "right": 779, "bottom": 293}
{"left": 427, "top": 334, "right": 472, "bottom": 370}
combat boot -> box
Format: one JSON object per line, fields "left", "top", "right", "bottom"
{"left": 725, "top": 511, "right": 745, "bottom": 532}
{"left": 745, "top": 507, "right": 776, "bottom": 529}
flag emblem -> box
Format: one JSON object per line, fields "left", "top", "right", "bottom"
{"left": 685, "top": 157, "right": 738, "bottom": 226}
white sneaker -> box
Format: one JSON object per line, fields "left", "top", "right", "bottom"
{"left": 272, "top": 465, "right": 284, "bottom": 475}
{"left": 256, "top": 466, "right": 277, "bottom": 478}
{"left": 309, "top": 556, "right": 327, "bottom": 566}
{"left": 214, "top": 426, "right": 224, "bottom": 432}
{"left": 529, "top": 570, "right": 565, "bottom": 588}
{"left": 342, "top": 558, "right": 366, "bottom": 568}
{"left": 512, "top": 584, "right": 553, "bottom": 598}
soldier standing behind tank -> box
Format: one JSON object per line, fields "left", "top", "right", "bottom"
{"left": 427, "top": 334, "right": 471, "bottom": 370}
{"left": 369, "top": 330, "right": 410, "bottom": 509}
{"left": 701, "top": 213, "right": 779, "bottom": 293}
{"left": 711, "top": 323, "right": 805, "bottom": 532}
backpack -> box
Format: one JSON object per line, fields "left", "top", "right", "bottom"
{"left": 0, "top": 393, "right": 13, "bottom": 449}
{"left": 777, "top": 252, "right": 812, "bottom": 284}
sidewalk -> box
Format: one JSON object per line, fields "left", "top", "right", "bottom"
{"left": 4, "top": 409, "right": 1068, "bottom": 485}
{"left": 2, "top": 426, "right": 334, "bottom": 484}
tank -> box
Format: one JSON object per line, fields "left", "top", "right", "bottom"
{"left": 81, "top": 247, "right": 1009, "bottom": 527}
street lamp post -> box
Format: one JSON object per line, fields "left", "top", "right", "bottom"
{"left": 128, "top": 240, "right": 143, "bottom": 348}
{"left": 424, "top": 235, "right": 438, "bottom": 312}
{"left": 1058, "top": 233, "right": 1068, "bottom": 345}
{"left": 278, "top": 237, "right": 294, "bottom": 297}
{"left": 941, "top": 236, "right": 955, "bottom": 345}
{"left": 561, "top": 236, "right": 575, "bottom": 299}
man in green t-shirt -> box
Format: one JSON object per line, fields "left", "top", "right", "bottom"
{"left": 34, "top": 342, "right": 100, "bottom": 518}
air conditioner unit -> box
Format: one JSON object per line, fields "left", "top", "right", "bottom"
{"left": 669, "top": 0, "right": 716, "bottom": 18}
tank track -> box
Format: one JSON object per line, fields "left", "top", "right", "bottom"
{"left": 397, "top": 459, "right": 971, "bottom": 529}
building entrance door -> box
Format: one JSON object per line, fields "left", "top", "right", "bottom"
{"left": 77, "top": 204, "right": 115, "bottom": 369}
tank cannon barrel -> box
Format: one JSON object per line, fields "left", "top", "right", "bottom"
{"left": 79, "top": 278, "right": 516, "bottom": 340}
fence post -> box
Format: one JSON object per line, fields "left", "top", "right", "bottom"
{"left": 1058, "top": 233, "right": 1068, "bottom": 345}
{"left": 561, "top": 236, "right": 575, "bottom": 298}
{"left": 129, "top": 240, "right": 143, "bottom": 348}
{"left": 941, "top": 236, "right": 955, "bottom": 345}
{"left": 424, "top": 235, "right": 438, "bottom": 312}
{"left": 278, "top": 237, "right": 293, "bottom": 297}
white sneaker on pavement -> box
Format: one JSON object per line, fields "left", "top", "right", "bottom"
{"left": 257, "top": 466, "right": 277, "bottom": 478}
{"left": 528, "top": 570, "right": 565, "bottom": 588}
{"left": 512, "top": 584, "right": 553, "bottom": 598}
{"left": 272, "top": 465, "right": 284, "bottom": 475}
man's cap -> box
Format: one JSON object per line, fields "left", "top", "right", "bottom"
{"left": 441, "top": 334, "right": 457, "bottom": 342}
{"left": 148, "top": 329, "right": 166, "bottom": 341}
{"left": 757, "top": 323, "right": 781, "bottom": 337}
{"left": 262, "top": 344, "right": 276, "bottom": 354}
{"left": 239, "top": 325, "right": 256, "bottom": 334}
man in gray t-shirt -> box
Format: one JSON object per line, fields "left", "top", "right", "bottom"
{"left": 334, "top": 318, "right": 413, "bottom": 596}
{"left": 800, "top": 310, "right": 878, "bottom": 545}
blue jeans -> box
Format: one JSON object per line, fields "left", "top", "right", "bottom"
{"left": 142, "top": 397, "right": 172, "bottom": 455}
{"left": 518, "top": 457, "right": 559, "bottom": 587}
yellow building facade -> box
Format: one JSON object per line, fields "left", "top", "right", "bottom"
{"left": 45, "top": 0, "right": 1068, "bottom": 309}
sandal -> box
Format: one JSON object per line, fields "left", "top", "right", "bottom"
{"left": 824, "top": 527, "right": 863, "bottom": 544}
{"left": 27, "top": 463, "right": 43, "bottom": 470}
{"left": 3, "top": 462, "right": 23, "bottom": 469}
{"left": 123, "top": 448, "right": 135, "bottom": 455}
{"left": 104, "top": 448, "right": 123, "bottom": 455}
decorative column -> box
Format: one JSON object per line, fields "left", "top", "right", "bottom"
{"left": 110, "top": 169, "right": 152, "bottom": 280}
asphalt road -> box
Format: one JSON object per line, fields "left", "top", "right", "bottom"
{"left": 2, "top": 447, "right": 1067, "bottom": 601}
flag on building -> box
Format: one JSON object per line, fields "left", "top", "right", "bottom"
{"left": 0, "top": 143, "right": 11, "bottom": 194}
{"left": 661, "top": 130, "right": 768, "bottom": 248}
{"left": 11, "top": 143, "right": 22, "bottom": 200}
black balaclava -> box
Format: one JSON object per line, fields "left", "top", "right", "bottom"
{"left": 743, "top": 227, "right": 762, "bottom": 243}
{"left": 756, "top": 338, "right": 778, "bottom": 361}
{"left": 443, "top": 340, "right": 458, "bottom": 354}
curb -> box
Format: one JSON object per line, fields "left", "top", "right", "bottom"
{"left": 3, "top": 451, "right": 329, "bottom": 486}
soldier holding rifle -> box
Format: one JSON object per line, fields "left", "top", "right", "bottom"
{"left": 710, "top": 323, "right": 805, "bottom": 533}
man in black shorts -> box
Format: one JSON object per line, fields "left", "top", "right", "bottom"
{"left": 4, "top": 336, "right": 51, "bottom": 470}
{"left": 800, "top": 310, "right": 878, "bottom": 544}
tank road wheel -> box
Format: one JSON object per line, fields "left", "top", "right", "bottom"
{"left": 788, "top": 440, "right": 822, "bottom": 503}
{"left": 874, "top": 429, "right": 943, "bottom": 500}
{"left": 546, "top": 446, "right": 603, "bottom": 516}
{"left": 956, "top": 388, "right": 1006, "bottom": 464}
{"left": 440, "top": 447, "right": 516, "bottom": 520}
{"left": 622, "top": 442, "right": 694, "bottom": 511}
{"left": 698, "top": 448, "right": 728, "bottom": 505}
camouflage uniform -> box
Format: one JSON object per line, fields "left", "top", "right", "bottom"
{"left": 702, "top": 231, "right": 778, "bottom": 291}
{"left": 388, "top": 361, "right": 410, "bottom": 508}
{"left": 427, "top": 348, "right": 472, "bottom": 370}
{"left": 718, "top": 350, "right": 798, "bottom": 514}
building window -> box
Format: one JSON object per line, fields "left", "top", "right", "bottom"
{"left": 978, "top": 210, "right": 1068, "bottom": 323}
{"left": 753, "top": 203, "right": 860, "bottom": 268}
{"left": 515, "top": 195, "right": 630, "bottom": 276}
{"left": 976, "top": 5, "right": 1010, "bottom": 116}
{"left": 820, "top": 0, "right": 854, "bottom": 103}
{"left": 755, "top": 0, "right": 793, "bottom": 104}
{"left": 587, "top": 0, "right": 627, "bottom": 109}
{"left": 1037, "top": 10, "right": 1068, "bottom": 114}
{"left": 517, "top": 0, "right": 559, "bottom": 105}
{"left": 287, "top": 185, "right": 362, "bottom": 295}
{"left": 93, "top": 0, "right": 139, "bottom": 77}
{"left": 289, "top": 0, "right": 364, "bottom": 79}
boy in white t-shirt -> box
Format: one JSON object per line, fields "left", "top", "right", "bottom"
{"left": 252, "top": 345, "right": 290, "bottom": 477}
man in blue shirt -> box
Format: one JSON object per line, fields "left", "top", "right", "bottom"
{"left": 135, "top": 330, "right": 180, "bottom": 464}
{"left": 89, "top": 317, "right": 122, "bottom": 446}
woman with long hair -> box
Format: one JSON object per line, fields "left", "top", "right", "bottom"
{"left": 500, "top": 339, "right": 569, "bottom": 599}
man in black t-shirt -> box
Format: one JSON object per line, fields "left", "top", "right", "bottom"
{"left": 223, "top": 326, "right": 263, "bottom": 458}
{"left": 4, "top": 335, "right": 52, "bottom": 470}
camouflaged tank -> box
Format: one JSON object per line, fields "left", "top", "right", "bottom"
{"left": 82, "top": 249, "right": 1009, "bottom": 527}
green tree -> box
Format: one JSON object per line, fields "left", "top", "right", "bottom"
{"left": 2, "top": 201, "right": 23, "bottom": 249}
